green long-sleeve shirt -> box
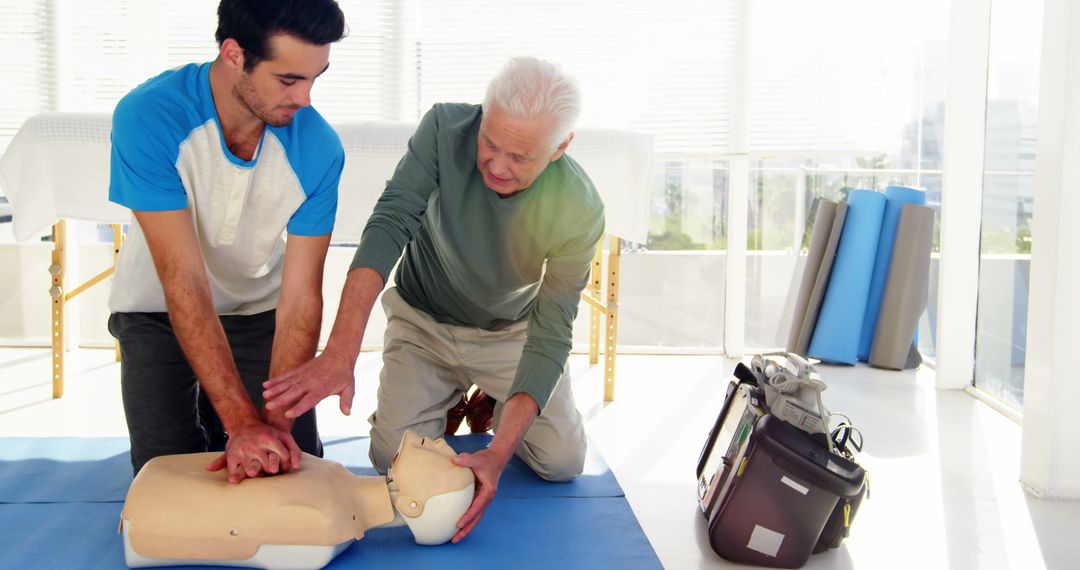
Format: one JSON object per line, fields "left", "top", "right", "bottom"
{"left": 350, "top": 103, "right": 605, "bottom": 411}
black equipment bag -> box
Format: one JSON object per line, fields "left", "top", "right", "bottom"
{"left": 706, "top": 415, "right": 865, "bottom": 568}
{"left": 812, "top": 480, "right": 867, "bottom": 553}
{"left": 696, "top": 362, "right": 867, "bottom": 568}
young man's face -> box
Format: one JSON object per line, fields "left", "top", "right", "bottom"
{"left": 234, "top": 34, "right": 330, "bottom": 127}
{"left": 476, "top": 104, "right": 571, "bottom": 196}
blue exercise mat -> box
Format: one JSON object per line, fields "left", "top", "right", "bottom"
{"left": 0, "top": 499, "right": 660, "bottom": 569}
{"left": 0, "top": 434, "right": 622, "bottom": 503}
{"left": 0, "top": 436, "right": 658, "bottom": 570}
{"left": 857, "top": 186, "right": 926, "bottom": 362}
{"left": 808, "top": 189, "right": 887, "bottom": 364}
{"left": 0, "top": 437, "right": 132, "bottom": 503}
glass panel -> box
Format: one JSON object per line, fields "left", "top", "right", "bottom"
{"left": 586, "top": 159, "right": 728, "bottom": 349}
{"left": 973, "top": 0, "right": 1042, "bottom": 408}
{"left": 918, "top": 174, "right": 943, "bottom": 365}
{"left": 741, "top": 0, "right": 949, "bottom": 351}
{"left": 647, "top": 161, "right": 727, "bottom": 251}
{"left": 747, "top": 160, "right": 945, "bottom": 352}
{"left": 746, "top": 160, "right": 798, "bottom": 349}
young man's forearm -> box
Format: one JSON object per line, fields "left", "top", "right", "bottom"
{"left": 163, "top": 273, "right": 262, "bottom": 432}
{"left": 266, "top": 292, "right": 323, "bottom": 427}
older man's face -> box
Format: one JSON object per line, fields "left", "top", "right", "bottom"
{"left": 476, "top": 104, "right": 571, "bottom": 196}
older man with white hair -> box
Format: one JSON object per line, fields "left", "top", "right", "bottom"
{"left": 263, "top": 56, "right": 604, "bottom": 542}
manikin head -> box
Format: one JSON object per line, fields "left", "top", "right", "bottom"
{"left": 214, "top": 0, "right": 346, "bottom": 127}
{"left": 476, "top": 56, "right": 582, "bottom": 196}
{"left": 389, "top": 430, "right": 476, "bottom": 545}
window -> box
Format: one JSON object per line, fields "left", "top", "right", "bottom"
{"left": 0, "top": 0, "right": 958, "bottom": 351}
{"left": 742, "top": 0, "right": 949, "bottom": 350}
{"left": 973, "top": 0, "right": 1042, "bottom": 408}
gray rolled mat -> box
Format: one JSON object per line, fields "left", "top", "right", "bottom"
{"left": 786, "top": 200, "right": 837, "bottom": 351}
{"left": 870, "top": 203, "right": 935, "bottom": 370}
{"left": 787, "top": 200, "right": 848, "bottom": 355}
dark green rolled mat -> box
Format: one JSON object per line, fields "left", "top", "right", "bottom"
{"left": 869, "top": 203, "right": 935, "bottom": 370}
{"left": 786, "top": 199, "right": 848, "bottom": 356}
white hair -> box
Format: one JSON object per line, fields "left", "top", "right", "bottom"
{"left": 483, "top": 56, "right": 582, "bottom": 149}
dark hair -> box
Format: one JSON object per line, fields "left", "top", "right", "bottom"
{"left": 215, "top": 0, "right": 346, "bottom": 72}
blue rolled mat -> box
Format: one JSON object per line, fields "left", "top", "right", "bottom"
{"left": 808, "top": 189, "right": 887, "bottom": 364}
{"left": 857, "top": 186, "right": 926, "bottom": 361}
{"left": 0, "top": 434, "right": 622, "bottom": 504}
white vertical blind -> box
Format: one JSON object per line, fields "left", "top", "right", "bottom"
{"left": 311, "top": 0, "right": 403, "bottom": 123}
{"left": 415, "top": 0, "right": 741, "bottom": 155}
{"left": 55, "top": 0, "right": 171, "bottom": 113}
{"left": 1, "top": 0, "right": 54, "bottom": 152}
{"left": 747, "top": 0, "right": 887, "bottom": 155}
{"left": 2, "top": 0, "right": 898, "bottom": 157}
{"left": 163, "top": 2, "right": 221, "bottom": 69}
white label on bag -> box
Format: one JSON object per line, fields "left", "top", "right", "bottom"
{"left": 748, "top": 525, "right": 785, "bottom": 557}
{"left": 781, "top": 475, "right": 809, "bottom": 495}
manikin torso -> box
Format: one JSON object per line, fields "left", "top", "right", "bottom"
{"left": 121, "top": 431, "right": 474, "bottom": 569}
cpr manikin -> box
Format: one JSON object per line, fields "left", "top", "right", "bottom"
{"left": 120, "top": 431, "right": 474, "bottom": 569}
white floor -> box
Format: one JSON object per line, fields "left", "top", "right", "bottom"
{"left": 2, "top": 346, "right": 1079, "bottom": 569}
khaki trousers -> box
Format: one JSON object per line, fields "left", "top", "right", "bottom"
{"left": 368, "top": 288, "right": 586, "bottom": 481}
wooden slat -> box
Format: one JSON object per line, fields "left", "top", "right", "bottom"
{"left": 604, "top": 236, "right": 621, "bottom": 402}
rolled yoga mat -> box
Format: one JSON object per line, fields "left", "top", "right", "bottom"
{"left": 857, "top": 186, "right": 927, "bottom": 361}
{"left": 786, "top": 199, "right": 849, "bottom": 355}
{"left": 807, "top": 189, "right": 887, "bottom": 364}
{"left": 870, "top": 203, "right": 935, "bottom": 370}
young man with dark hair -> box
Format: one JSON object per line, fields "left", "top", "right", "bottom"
{"left": 107, "top": 0, "right": 346, "bottom": 481}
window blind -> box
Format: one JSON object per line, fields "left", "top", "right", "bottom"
{"left": 1, "top": 0, "right": 54, "bottom": 152}
{"left": 3, "top": 0, "right": 897, "bottom": 157}
{"left": 414, "top": 0, "right": 741, "bottom": 156}
{"left": 746, "top": 0, "right": 887, "bottom": 155}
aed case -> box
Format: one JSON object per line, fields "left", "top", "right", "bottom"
{"left": 697, "top": 379, "right": 866, "bottom": 568}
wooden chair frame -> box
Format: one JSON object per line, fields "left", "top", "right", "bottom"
{"left": 581, "top": 235, "right": 622, "bottom": 402}
{"left": 49, "top": 221, "right": 124, "bottom": 398}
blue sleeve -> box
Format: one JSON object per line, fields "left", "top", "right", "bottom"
{"left": 108, "top": 93, "right": 187, "bottom": 211}
{"left": 287, "top": 119, "right": 343, "bottom": 236}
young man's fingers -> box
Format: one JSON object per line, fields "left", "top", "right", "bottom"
{"left": 291, "top": 447, "right": 302, "bottom": 470}
{"left": 274, "top": 432, "right": 303, "bottom": 470}
{"left": 205, "top": 453, "right": 227, "bottom": 472}
{"left": 245, "top": 458, "right": 261, "bottom": 478}
{"left": 229, "top": 460, "right": 247, "bottom": 484}
{"left": 266, "top": 452, "right": 281, "bottom": 474}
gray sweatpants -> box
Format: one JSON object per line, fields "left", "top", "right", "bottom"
{"left": 108, "top": 310, "right": 322, "bottom": 474}
{"left": 369, "top": 288, "right": 586, "bottom": 481}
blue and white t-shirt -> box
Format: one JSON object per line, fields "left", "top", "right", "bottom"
{"left": 108, "top": 62, "right": 343, "bottom": 315}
